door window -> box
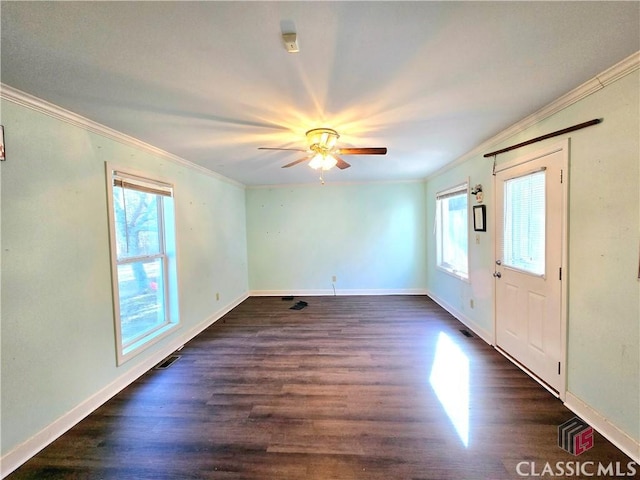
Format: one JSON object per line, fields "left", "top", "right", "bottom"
{"left": 503, "top": 170, "right": 545, "bottom": 276}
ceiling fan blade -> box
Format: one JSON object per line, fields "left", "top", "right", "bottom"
{"left": 282, "top": 157, "right": 310, "bottom": 168}
{"left": 334, "top": 155, "right": 351, "bottom": 170}
{"left": 337, "top": 147, "right": 387, "bottom": 155}
{"left": 259, "top": 147, "right": 308, "bottom": 152}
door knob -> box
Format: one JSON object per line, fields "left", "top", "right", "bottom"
{"left": 493, "top": 272, "right": 502, "bottom": 278}
{"left": 496, "top": 260, "right": 502, "bottom": 265}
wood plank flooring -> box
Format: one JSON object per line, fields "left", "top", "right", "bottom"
{"left": 7, "top": 296, "right": 634, "bottom": 479}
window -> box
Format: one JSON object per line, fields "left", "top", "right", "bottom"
{"left": 503, "top": 170, "right": 545, "bottom": 276}
{"left": 436, "top": 182, "right": 469, "bottom": 279}
{"left": 107, "top": 167, "right": 179, "bottom": 364}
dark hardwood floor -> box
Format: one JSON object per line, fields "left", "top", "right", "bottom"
{"left": 8, "top": 296, "right": 634, "bottom": 479}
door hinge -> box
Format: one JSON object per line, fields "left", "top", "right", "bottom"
{"left": 560, "top": 169, "right": 564, "bottom": 183}
{"left": 558, "top": 362, "right": 561, "bottom": 375}
{"left": 559, "top": 267, "right": 562, "bottom": 280}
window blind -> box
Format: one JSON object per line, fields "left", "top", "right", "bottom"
{"left": 436, "top": 183, "right": 468, "bottom": 200}
{"left": 113, "top": 172, "right": 173, "bottom": 197}
{"left": 503, "top": 170, "right": 545, "bottom": 275}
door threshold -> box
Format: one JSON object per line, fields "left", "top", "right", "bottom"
{"left": 495, "top": 346, "right": 562, "bottom": 400}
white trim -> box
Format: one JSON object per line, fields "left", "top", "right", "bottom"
{"left": 426, "top": 51, "right": 640, "bottom": 180}
{"left": 2, "top": 51, "right": 637, "bottom": 190}
{"left": 564, "top": 391, "right": 640, "bottom": 464}
{"left": 493, "top": 140, "right": 567, "bottom": 174}
{"left": 0, "top": 84, "right": 244, "bottom": 189}
{"left": 249, "top": 288, "right": 429, "bottom": 297}
{"left": 597, "top": 51, "right": 640, "bottom": 87}
{"left": 105, "top": 162, "right": 181, "bottom": 365}
{"left": 425, "top": 289, "right": 493, "bottom": 345}
{"left": 419, "top": 288, "right": 640, "bottom": 465}
{"left": 435, "top": 179, "right": 470, "bottom": 281}
{"left": 435, "top": 265, "right": 470, "bottom": 283}
{"left": 558, "top": 140, "right": 570, "bottom": 402}
{"left": 435, "top": 181, "right": 468, "bottom": 199}
{"left": 0, "top": 292, "right": 248, "bottom": 479}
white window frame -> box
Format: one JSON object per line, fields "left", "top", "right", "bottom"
{"left": 106, "top": 164, "right": 180, "bottom": 365}
{"left": 435, "top": 181, "right": 469, "bottom": 280}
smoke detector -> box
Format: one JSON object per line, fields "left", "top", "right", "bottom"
{"left": 282, "top": 33, "right": 299, "bottom": 53}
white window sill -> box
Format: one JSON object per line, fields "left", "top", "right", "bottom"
{"left": 118, "top": 321, "right": 180, "bottom": 366}
{"left": 437, "top": 265, "right": 469, "bottom": 283}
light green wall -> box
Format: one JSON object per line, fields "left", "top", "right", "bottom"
{"left": 426, "top": 70, "right": 640, "bottom": 442}
{"left": 425, "top": 159, "right": 495, "bottom": 339}
{"left": 2, "top": 66, "right": 638, "bottom": 465}
{"left": 0, "top": 99, "right": 249, "bottom": 456}
{"left": 246, "top": 182, "right": 427, "bottom": 293}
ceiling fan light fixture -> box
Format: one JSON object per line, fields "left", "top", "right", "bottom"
{"left": 308, "top": 153, "right": 337, "bottom": 170}
{"left": 259, "top": 126, "right": 385, "bottom": 175}
{"left": 322, "top": 154, "right": 338, "bottom": 170}
{"left": 306, "top": 128, "right": 339, "bottom": 150}
{"left": 308, "top": 153, "right": 324, "bottom": 170}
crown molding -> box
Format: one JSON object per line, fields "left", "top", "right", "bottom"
{"left": 2, "top": 50, "right": 637, "bottom": 189}
{"left": 0, "top": 84, "right": 245, "bottom": 189}
{"left": 597, "top": 50, "right": 640, "bottom": 87}
{"left": 426, "top": 50, "right": 640, "bottom": 179}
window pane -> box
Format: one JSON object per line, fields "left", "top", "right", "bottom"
{"left": 113, "top": 186, "right": 161, "bottom": 259}
{"left": 437, "top": 189, "right": 468, "bottom": 277}
{"left": 117, "top": 258, "right": 166, "bottom": 346}
{"left": 503, "top": 171, "right": 545, "bottom": 275}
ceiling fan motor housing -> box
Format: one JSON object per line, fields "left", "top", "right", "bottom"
{"left": 306, "top": 128, "right": 339, "bottom": 154}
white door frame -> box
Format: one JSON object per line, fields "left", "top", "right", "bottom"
{"left": 493, "top": 139, "right": 569, "bottom": 400}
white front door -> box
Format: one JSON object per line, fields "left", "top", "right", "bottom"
{"left": 494, "top": 142, "right": 567, "bottom": 394}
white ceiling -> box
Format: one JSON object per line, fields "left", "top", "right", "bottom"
{"left": 1, "top": 1, "right": 639, "bottom": 186}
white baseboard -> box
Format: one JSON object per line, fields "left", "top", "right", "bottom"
{"left": 564, "top": 391, "right": 640, "bottom": 464}
{"left": 425, "top": 289, "right": 494, "bottom": 345}
{"left": 425, "top": 290, "right": 640, "bottom": 464}
{"left": 249, "top": 288, "right": 429, "bottom": 297}
{"left": 0, "top": 292, "right": 248, "bottom": 479}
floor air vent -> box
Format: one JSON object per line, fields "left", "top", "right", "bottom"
{"left": 154, "top": 355, "right": 181, "bottom": 370}
{"left": 459, "top": 329, "right": 474, "bottom": 338}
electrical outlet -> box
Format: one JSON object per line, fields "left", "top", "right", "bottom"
{"left": 470, "top": 299, "right": 475, "bottom": 309}
{"left": 216, "top": 292, "right": 220, "bottom": 301}
{"left": 332, "top": 275, "right": 337, "bottom": 283}
{"left": 475, "top": 234, "right": 480, "bottom": 244}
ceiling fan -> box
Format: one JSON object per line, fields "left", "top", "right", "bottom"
{"left": 259, "top": 128, "right": 387, "bottom": 171}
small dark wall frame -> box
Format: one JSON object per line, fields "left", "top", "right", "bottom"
{"left": 473, "top": 205, "right": 486, "bottom": 232}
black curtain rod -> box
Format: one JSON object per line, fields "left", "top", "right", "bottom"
{"left": 483, "top": 118, "right": 602, "bottom": 158}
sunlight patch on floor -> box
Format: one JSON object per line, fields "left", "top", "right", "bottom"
{"left": 429, "top": 332, "right": 470, "bottom": 447}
